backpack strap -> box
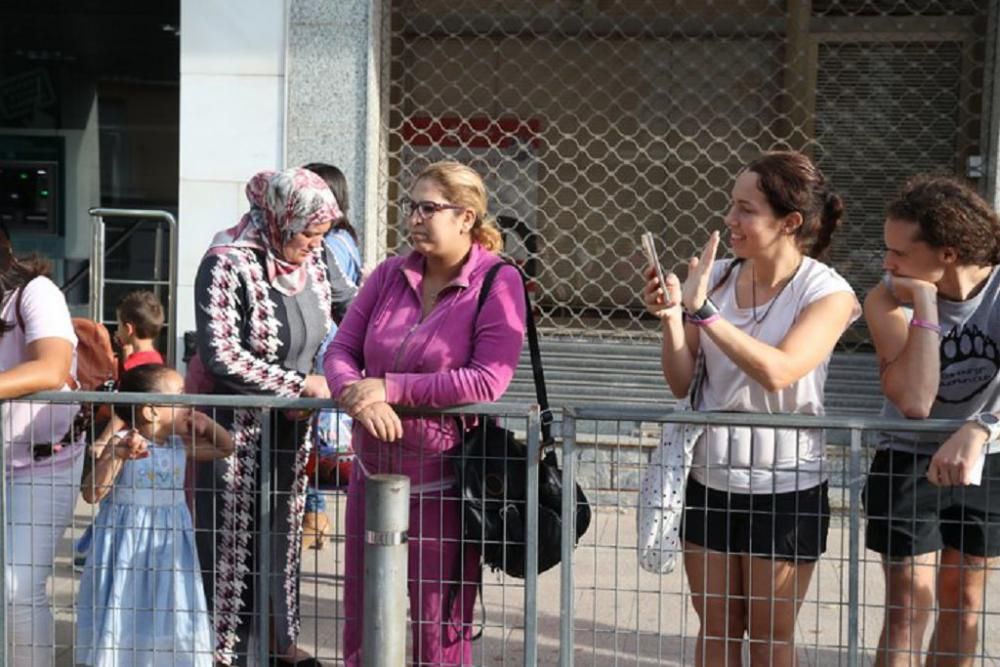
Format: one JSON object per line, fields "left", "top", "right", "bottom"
{"left": 12, "top": 276, "right": 42, "bottom": 333}
{"left": 14, "top": 284, "right": 25, "bottom": 331}
{"left": 476, "top": 260, "right": 553, "bottom": 446}
{"left": 10, "top": 280, "right": 83, "bottom": 450}
{"left": 13, "top": 280, "right": 79, "bottom": 391}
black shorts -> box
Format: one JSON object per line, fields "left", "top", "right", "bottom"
{"left": 682, "top": 478, "right": 831, "bottom": 562}
{"left": 864, "top": 448, "right": 1000, "bottom": 558}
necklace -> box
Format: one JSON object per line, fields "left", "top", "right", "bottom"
{"left": 749, "top": 259, "right": 802, "bottom": 324}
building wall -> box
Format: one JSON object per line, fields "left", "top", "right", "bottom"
{"left": 176, "top": 0, "right": 287, "bottom": 360}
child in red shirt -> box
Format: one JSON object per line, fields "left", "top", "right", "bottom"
{"left": 115, "top": 290, "right": 166, "bottom": 370}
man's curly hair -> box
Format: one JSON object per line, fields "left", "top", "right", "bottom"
{"left": 887, "top": 175, "right": 1000, "bottom": 266}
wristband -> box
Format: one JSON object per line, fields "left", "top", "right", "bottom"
{"left": 909, "top": 318, "right": 941, "bottom": 334}
{"left": 687, "top": 313, "right": 721, "bottom": 327}
{"left": 684, "top": 298, "right": 719, "bottom": 323}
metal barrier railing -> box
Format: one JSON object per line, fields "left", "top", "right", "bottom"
{"left": 2, "top": 392, "right": 997, "bottom": 665}
{"left": 88, "top": 208, "right": 179, "bottom": 365}
{"left": 559, "top": 407, "right": 998, "bottom": 666}
{"left": 1, "top": 392, "right": 543, "bottom": 666}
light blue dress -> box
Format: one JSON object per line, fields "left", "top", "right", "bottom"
{"left": 76, "top": 434, "right": 212, "bottom": 666}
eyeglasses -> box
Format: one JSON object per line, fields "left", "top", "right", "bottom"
{"left": 401, "top": 197, "right": 466, "bottom": 220}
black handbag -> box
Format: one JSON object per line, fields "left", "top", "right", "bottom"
{"left": 455, "top": 261, "right": 592, "bottom": 578}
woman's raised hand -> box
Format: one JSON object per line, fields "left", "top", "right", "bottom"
{"left": 681, "top": 231, "right": 720, "bottom": 313}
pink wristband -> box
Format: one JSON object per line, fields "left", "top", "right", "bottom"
{"left": 688, "top": 314, "right": 721, "bottom": 327}
{"left": 910, "top": 318, "right": 941, "bottom": 334}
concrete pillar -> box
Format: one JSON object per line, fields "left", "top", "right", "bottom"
{"left": 286, "top": 0, "right": 385, "bottom": 265}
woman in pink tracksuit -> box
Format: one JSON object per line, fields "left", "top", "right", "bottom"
{"left": 324, "top": 161, "right": 527, "bottom": 666}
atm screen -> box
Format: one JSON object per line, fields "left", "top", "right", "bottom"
{"left": 0, "top": 160, "right": 59, "bottom": 234}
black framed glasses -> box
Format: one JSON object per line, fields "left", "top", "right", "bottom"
{"left": 401, "top": 197, "right": 466, "bottom": 220}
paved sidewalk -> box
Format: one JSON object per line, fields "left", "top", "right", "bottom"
{"left": 52, "top": 493, "right": 1000, "bottom": 665}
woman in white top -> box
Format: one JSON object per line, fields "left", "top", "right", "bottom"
{"left": 642, "top": 151, "right": 860, "bottom": 665}
{"left": 0, "top": 221, "right": 80, "bottom": 666}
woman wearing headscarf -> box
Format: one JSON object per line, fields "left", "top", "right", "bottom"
{"left": 193, "top": 168, "right": 356, "bottom": 666}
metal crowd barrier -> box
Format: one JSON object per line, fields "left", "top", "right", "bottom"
{"left": 561, "top": 407, "right": 997, "bottom": 667}
{"left": 1, "top": 391, "right": 996, "bottom": 665}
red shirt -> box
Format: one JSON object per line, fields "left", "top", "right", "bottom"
{"left": 123, "top": 348, "right": 165, "bottom": 371}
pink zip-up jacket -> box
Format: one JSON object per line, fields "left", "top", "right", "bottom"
{"left": 324, "top": 243, "right": 527, "bottom": 487}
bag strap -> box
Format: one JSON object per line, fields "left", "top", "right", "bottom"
{"left": 450, "top": 261, "right": 553, "bottom": 633}
{"left": 476, "top": 260, "right": 554, "bottom": 446}
{"left": 688, "top": 350, "right": 706, "bottom": 410}
{"left": 14, "top": 285, "right": 25, "bottom": 331}
{"left": 13, "top": 277, "right": 42, "bottom": 333}
{"left": 13, "top": 279, "right": 80, "bottom": 393}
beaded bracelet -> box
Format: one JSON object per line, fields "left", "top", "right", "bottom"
{"left": 910, "top": 318, "right": 941, "bottom": 334}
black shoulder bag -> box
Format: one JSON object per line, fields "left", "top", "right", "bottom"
{"left": 455, "top": 260, "right": 592, "bottom": 579}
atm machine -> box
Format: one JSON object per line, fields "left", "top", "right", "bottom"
{"left": 0, "top": 135, "right": 91, "bottom": 308}
{"left": 0, "top": 159, "right": 60, "bottom": 236}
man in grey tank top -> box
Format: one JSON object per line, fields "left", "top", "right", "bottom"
{"left": 863, "top": 176, "right": 1000, "bottom": 665}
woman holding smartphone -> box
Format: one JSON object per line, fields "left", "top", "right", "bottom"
{"left": 641, "top": 151, "right": 859, "bottom": 665}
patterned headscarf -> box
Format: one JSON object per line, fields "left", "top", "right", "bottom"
{"left": 207, "top": 168, "right": 342, "bottom": 296}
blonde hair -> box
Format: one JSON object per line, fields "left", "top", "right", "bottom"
{"left": 414, "top": 161, "right": 503, "bottom": 252}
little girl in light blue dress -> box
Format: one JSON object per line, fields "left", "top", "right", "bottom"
{"left": 76, "top": 364, "right": 233, "bottom": 666}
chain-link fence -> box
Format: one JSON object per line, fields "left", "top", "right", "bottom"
{"left": 378, "top": 0, "right": 997, "bottom": 347}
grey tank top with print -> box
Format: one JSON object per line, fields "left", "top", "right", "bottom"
{"left": 879, "top": 267, "right": 1000, "bottom": 453}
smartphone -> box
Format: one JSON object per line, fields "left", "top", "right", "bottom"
{"left": 640, "top": 231, "right": 668, "bottom": 292}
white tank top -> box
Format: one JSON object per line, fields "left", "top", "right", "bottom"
{"left": 689, "top": 257, "right": 860, "bottom": 494}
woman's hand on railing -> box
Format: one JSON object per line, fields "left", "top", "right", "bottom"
{"left": 355, "top": 401, "right": 402, "bottom": 442}
{"left": 340, "top": 378, "right": 387, "bottom": 417}
{"left": 302, "top": 374, "right": 332, "bottom": 400}
{"left": 681, "top": 230, "right": 720, "bottom": 313}
{"left": 289, "top": 375, "right": 332, "bottom": 421}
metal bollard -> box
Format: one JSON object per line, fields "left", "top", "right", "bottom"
{"left": 362, "top": 474, "right": 410, "bottom": 667}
